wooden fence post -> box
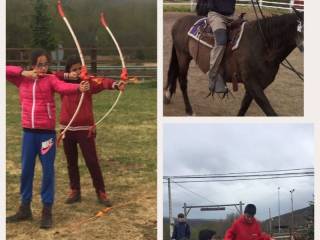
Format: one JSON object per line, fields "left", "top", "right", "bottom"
{"left": 289, "top": 0, "right": 295, "bottom": 12}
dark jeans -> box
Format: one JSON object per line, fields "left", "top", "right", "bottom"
{"left": 62, "top": 130, "right": 106, "bottom": 194}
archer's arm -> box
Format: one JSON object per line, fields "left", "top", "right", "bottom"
{"left": 6, "top": 66, "right": 25, "bottom": 87}
{"left": 90, "top": 76, "right": 116, "bottom": 94}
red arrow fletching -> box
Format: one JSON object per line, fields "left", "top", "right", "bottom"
{"left": 57, "top": 0, "right": 65, "bottom": 17}
{"left": 100, "top": 12, "right": 108, "bottom": 27}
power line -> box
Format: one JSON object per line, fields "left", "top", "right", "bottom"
{"left": 163, "top": 174, "right": 314, "bottom": 184}
{"left": 165, "top": 171, "right": 313, "bottom": 179}
{"left": 163, "top": 168, "right": 314, "bottom": 179}
{"left": 171, "top": 179, "right": 217, "bottom": 205}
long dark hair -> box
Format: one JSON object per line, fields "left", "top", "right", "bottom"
{"left": 31, "top": 49, "right": 50, "bottom": 66}
{"left": 65, "top": 55, "right": 81, "bottom": 73}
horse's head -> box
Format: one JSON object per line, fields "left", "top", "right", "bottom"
{"left": 292, "top": 7, "right": 304, "bottom": 52}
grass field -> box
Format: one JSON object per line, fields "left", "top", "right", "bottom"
{"left": 6, "top": 80, "right": 157, "bottom": 239}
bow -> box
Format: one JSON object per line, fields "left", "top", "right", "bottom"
{"left": 93, "top": 12, "right": 128, "bottom": 128}
{"left": 57, "top": 0, "right": 88, "bottom": 144}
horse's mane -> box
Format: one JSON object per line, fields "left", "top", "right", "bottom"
{"left": 252, "top": 14, "right": 297, "bottom": 49}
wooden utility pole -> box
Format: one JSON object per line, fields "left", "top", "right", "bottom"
{"left": 278, "top": 187, "right": 281, "bottom": 233}
{"left": 290, "top": 189, "right": 295, "bottom": 233}
{"left": 168, "top": 178, "right": 174, "bottom": 238}
{"left": 269, "top": 208, "right": 272, "bottom": 235}
{"left": 183, "top": 202, "right": 187, "bottom": 219}
{"left": 239, "top": 201, "right": 243, "bottom": 214}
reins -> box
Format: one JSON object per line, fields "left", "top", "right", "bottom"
{"left": 250, "top": 0, "right": 304, "bottom": 81}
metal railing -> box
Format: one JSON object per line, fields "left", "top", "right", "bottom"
{"left": 164, "top": 0, "right": 304, "bottom": 12}
{"left": 6, "top": 47, "right": 157, "bottom": 80}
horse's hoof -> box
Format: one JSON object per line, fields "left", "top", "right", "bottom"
{"left": 163, "top": 95, "right": 171, "bottom": 104}
{"left": 186, "top": 109, "right": 194, "bottom": 116}
{"left": 163, "top": 90, "right": 172, "bottom": 104}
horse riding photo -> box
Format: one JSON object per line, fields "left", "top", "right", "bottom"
{"left": 164, "top": 1, "right": 304, "bottom": 116}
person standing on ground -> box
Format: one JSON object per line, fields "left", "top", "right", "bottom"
{"left": 224, "top": 204, "right": 273, "bottom": 240}
{"left": 171, "top": 213, "right": 191, "bottom": 240}
{"left": 6, "top": 49, "right": 89, "bottom": 229}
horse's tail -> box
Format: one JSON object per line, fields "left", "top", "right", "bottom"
{"left": 164, "top": 44, "right": 179, "bottom": 103}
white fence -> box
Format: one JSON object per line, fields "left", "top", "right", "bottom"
{"left": 164, "top": 0, "right": 304, "bottom": 12}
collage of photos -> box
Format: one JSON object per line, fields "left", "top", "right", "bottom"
{"left": 2, "top": 0, "right": 316, "bottom": 240}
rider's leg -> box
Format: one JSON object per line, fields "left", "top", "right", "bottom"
{"left": 207, "top": 12, "right": 228, "bottom": 93}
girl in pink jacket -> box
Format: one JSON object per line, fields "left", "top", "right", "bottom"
{"left": 6, "top": 49, "right": 89, "bottom": 229}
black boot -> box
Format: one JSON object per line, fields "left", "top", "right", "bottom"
{"left": 40, "top": 205, "right": 53, "bottom": 229}
{"left": 6, "top": 202, "right": 33, "bottom": 223}
{"left": 97, "top": 191, "right": 112, "bottom": 207}
{"left": 209, "top": 74, "right": 228, "bottom": 94}
{"left": 65, "top": 189, "right": 81, "bottom": 204}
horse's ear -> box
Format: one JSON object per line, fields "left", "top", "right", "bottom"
{"left": 292, "top": 7, "right": 303, "bottom": 21}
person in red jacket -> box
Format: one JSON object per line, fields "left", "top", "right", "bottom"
{"left": 6, "top": 49, "right": 89, "bottom": 229}
{"left": 57, "top": 56, "right": 125, "bottom": 206}
{"left": 224, "top": 204, "right": 273, "bottom": 240}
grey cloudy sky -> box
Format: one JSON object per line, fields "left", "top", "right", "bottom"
{"left": 163, "top": 123, "right": 314, "bottom": 221}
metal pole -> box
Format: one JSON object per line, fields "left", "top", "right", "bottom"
{"left": 269, "top": 208, "right": 272, "bottom": 235}
{"left": 278, "top": 187, "right": 281, "bottom": 233}
{"left": 168, "top": 178, "right": 174, "bottom": 238}
{"left": 184, "top": 202, "right": 187, "bottom": 219}
{"left": 239, "top": 201, "right": 243, "bottom": 214}
{"left": 290, "top": 189, "right": 295, "bottom": 232}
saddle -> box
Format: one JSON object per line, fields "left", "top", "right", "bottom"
{"left": 188, "top": 13, "right": 247, "bottom": 51}
{"left": 187, "top": 14, "right": 247, "bottom": 92}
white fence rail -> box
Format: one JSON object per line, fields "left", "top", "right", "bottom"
{"left": 164, "top": 0, "right": 304, "bottom": 12}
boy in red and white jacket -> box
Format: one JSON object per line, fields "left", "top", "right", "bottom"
{"left": 6, "top": 49, "right": 89, "bottom": 229}
{"left": 56, "top": 56, "right": 125, "bottom": 206}
{"left": 224, "top": 204, "right": 273, "bottom": 240}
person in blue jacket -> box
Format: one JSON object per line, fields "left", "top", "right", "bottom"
{"left": 171, "top": 213, "right": 191, "bottom": 240}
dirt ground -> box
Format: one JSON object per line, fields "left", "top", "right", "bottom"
{"left": 163, "top": 12, "right": 304, "bottom": 116}
{"left": 6, "top": 83, "right": 157, "bottom": 240}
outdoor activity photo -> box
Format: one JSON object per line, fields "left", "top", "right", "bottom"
{"left": 163, "top": 123, "right": 314, "bottom": 239}
{"left": 163, "top": 0, "right": 304, "bottom": 116}
{"left": 6, "top": 0, "right": 156, "bottom": 239}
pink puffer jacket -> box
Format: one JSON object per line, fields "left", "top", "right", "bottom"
{"left": 6, "top": 66, "right": 80, "bottom": 130}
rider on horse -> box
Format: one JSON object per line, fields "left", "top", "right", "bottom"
{"left": 196, "top": 0, "right": 236, "bottom": 94}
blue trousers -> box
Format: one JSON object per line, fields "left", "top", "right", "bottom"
{"left": 20, "top": 130, "right": 56, "bottom": 206}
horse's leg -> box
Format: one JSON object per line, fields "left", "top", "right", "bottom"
{"left": 237, "top": 91, "right": 253, "bottom": 116}
{"left": 246, "top": 83, "right": 278, "bottom": 116}
{"left": 177, "top": 52, "right": 193, "bottom": 115}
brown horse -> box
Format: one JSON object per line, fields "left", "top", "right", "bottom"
{"left": 164, "top": 9, "right": 304, "bottom": 116}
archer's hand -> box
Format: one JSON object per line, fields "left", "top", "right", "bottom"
{"left": 114, "top": 80, "right": 126, "bottom": 92}
{"left": 21, "top": 70, "right": 38, "bottom": 79}
{"left": 79, "top": 81, "right": 90, "bottom": 92}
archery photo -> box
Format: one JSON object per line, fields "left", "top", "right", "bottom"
{"left": 6, "top": 0, "right": 156, "bottom": 239}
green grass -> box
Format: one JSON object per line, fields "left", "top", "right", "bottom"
{"left": 6, "top": 80, "right": 157, "bottom": 239}
{"left": 164, "top": 5, "right": 192, "bottom": 12}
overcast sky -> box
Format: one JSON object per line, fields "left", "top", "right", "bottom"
{"left": 163, "top": 123, "right": 314, "bottom": 221}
